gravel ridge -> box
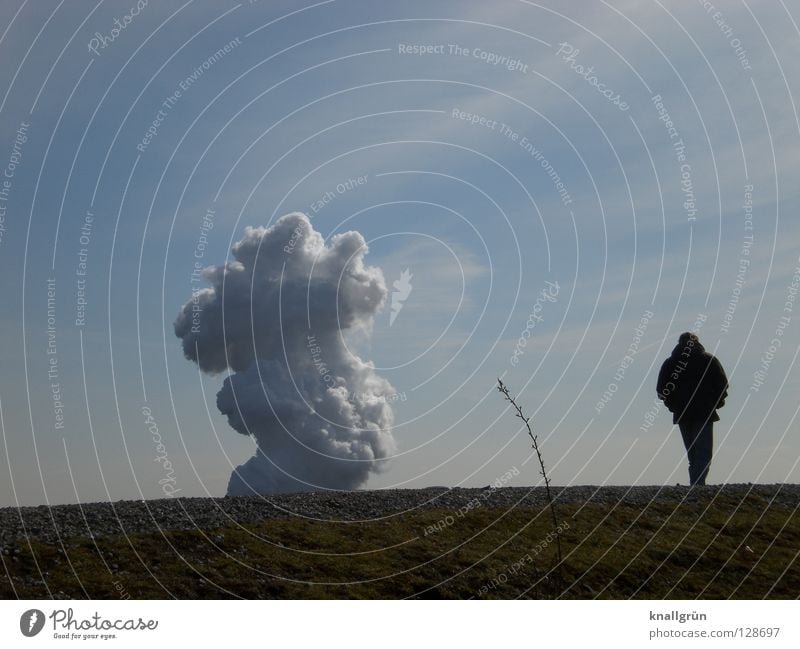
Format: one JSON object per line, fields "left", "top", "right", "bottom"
{"left": 1, "top": 484, "right": 797, "bottom": 548}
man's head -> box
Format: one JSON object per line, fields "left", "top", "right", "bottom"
{"left": 678, "top": 331, "right": 703, "bottom": 353}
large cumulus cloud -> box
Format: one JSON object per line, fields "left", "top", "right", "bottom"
{"left": 175, "top": 212, "right": 396, "bottom": 495}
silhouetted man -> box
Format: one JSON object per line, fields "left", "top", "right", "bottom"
{"left": 657, "top": 333, "right": 728, "bottom": 486}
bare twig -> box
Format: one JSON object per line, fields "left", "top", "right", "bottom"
{"left": 497, "top": 378, "right": 562, "bottom": 566}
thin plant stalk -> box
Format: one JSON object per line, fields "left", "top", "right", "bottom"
{"left": 497, "top": 378, "right": 562, "bottom": 566}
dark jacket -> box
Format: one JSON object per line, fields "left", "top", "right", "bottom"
{"left": 657, "top": 340, "right": 728, "bottom": 424}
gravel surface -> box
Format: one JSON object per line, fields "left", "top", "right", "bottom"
{"left": 1, "top": 484, "right": 797, "bottom": 547}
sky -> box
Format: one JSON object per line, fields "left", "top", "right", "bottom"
{"left": 1, "top": 0, "right": 799, "bottom": 506}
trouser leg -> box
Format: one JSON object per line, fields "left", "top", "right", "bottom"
{"left": 695, "top": 421, "right": 713, "bottom": 486}
{"left": 679, "top": 420, "right": 708, "bottom": 486}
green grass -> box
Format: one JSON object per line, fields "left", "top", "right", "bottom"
{"left": 2, "top": 492, "right": 798, "bottom": 599}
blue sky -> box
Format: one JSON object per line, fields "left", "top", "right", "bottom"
{"left": 1, "top": 0, "right": 799, "bottom": 505}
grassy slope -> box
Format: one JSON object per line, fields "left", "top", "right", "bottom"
{"left": 2, "top": 492, "right": 798, "bottom": 599}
